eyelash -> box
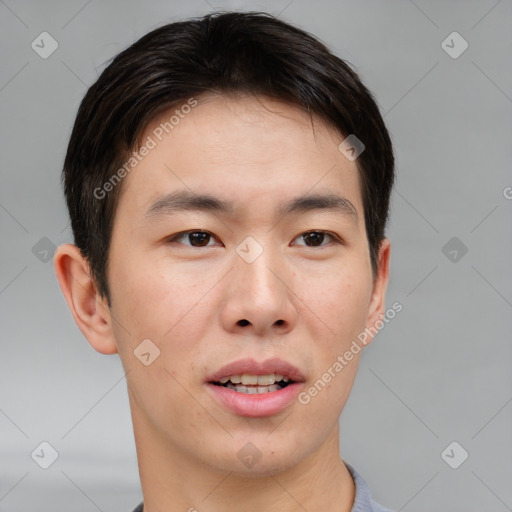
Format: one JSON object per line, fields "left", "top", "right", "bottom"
{"left": 165, "top": 230, "right": 342, "bottom": 248}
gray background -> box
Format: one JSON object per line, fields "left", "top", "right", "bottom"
{"left": 1, "top": 0, "right": 511, "bottom": 511}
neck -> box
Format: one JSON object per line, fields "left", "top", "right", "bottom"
{"left": 131, "top": 406, "right": 355, "bottom": 512}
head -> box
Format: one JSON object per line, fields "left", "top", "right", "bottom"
{"left": 55, "top": 11, "right": 394, "bottom": 477}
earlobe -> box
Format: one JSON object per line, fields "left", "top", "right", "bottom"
{"left": 364, "top": 238, "right": 391, "bottom": 346}
{"left": 54, "top": 243, "right": 118, "bottom": 355}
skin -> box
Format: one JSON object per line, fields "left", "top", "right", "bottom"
{"left": 54, "top": 93, "right": 390, "bottom": 512}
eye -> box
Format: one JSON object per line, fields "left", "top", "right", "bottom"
{"left": 292, "top": 230, "right": 339, "bottom": 247}
{"left": 166, "top": 230, "right": 341, "bottom": 248}
{"left": 166, "top": 230, "right": 221, "bottom": 248}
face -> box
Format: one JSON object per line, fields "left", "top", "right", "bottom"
{"left": 105, "top": 94, "right": 389, "bottom": 475}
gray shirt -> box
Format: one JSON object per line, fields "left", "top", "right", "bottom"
{"left": 131, "top": 463, "right": 393, "bottom": 512}
{"left": 345, "top": 462, "right": 394, "bottom": 512}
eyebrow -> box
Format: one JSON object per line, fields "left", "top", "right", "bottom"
{"left": 143, "top": 189, "right": 358, "bottom": 224}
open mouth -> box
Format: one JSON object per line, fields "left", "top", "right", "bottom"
{"left": 210, "top": 373, "right": 294, "bottom": 394}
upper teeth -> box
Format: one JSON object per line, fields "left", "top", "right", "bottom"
{"left": 219, "top": 373, "right": 290, "bottom": 385}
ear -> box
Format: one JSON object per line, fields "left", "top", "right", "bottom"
{"left": 54, "top": 243, "right": 118, "bottom": 355}
{"left": 364, "top": 238, "right": 391, "bottom": 346}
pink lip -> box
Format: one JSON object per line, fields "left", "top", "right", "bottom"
{"left": 205, "top": 381, "right": 304, "bottom": 417}
{"left": 205, "top": 358, "right": 306, "bottom": 418}
{"left": 206, "top": 357, "right": 305, "bottom": 383}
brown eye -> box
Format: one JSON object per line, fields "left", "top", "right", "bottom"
{"left": 293, "top": 230, "right": 336, "bottom": 247}
{"left": 303, "top": 232, "right": 325, "bottom": 246}
{"left": 167, "top": 231, "right": 218, "bottom": 247}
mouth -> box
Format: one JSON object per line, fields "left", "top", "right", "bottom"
{"left": 205, "top": 358, "right": 305, "bottom": 416}
{"left": 206, "top": 357, "right": 305, "bottom": 391}
{"left": 210, "top": 373, "right": 294, "bottom": 394}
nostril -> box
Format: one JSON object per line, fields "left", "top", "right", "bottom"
{"left": 275, "top": 319, "right": 285, "bottom": 326}
{"left": 238, "top": 319, "right": 250, "bottom": 326}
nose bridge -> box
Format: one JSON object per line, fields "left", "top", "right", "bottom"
{"left": 221, "top": 235, "right": 297, "bottom": 334}
{"left": 236, "top": 237, "right": 284, "bottom": 306}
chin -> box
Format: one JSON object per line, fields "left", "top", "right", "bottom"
{"left": 204, "top": 441, "right": 308, "bottom": 478}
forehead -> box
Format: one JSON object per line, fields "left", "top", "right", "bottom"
{"left": 115, "top": 94, "right": 363, "bottom": 224}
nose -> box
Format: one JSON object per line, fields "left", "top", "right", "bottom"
{"left": 220, "top": 245, "right": 298, "bottom": 336}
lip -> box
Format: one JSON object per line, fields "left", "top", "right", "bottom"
{"left": 205, "top": 381, "right": 304, "bottom": 417}
{"left": 206, "top": 357, "right": 306, "bottom": 383}
{"left": 205, "top": 358, "right": 306, "bottom": 418}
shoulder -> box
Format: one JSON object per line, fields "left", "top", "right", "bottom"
{"left": 345, "top": 462, "right": 394, "bottom": 512}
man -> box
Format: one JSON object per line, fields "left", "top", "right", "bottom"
{"left": 54, "top": 11, "right": 395, "bottom": 512}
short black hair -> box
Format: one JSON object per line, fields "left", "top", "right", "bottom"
{"left": 62, "top": 10, "right": 395, "bottom": 304}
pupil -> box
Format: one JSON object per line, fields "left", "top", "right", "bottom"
{"left": 304, "top": 232, "right": 324, "bottom": 246}
{"left": 190, "top": 232, "right": 209, "bottom": 247}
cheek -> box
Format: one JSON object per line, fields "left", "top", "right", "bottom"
{"left": 292, "top": 261, "right": 371, "bottom": 410}
{"left": 295, "top": 261, "right": 371, "bottom": 415}
{"left": 112, "top": 254, "right": 213, "bottom": 340}
{"left": 294, "top": 259, "right": 372, "bottom": 347}
{"left": 112, "top": 260, "right": 212, "bottom": 421}
{"left": 294, "top": 271, "right": 367, "bottom": 422}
